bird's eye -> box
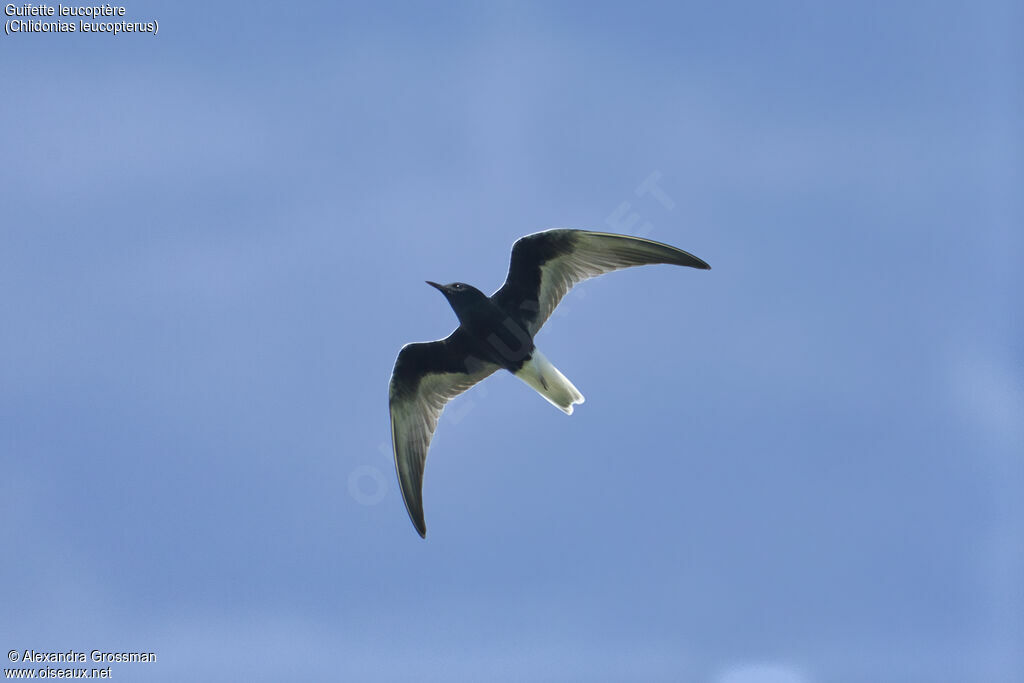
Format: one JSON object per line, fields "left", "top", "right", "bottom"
{"left": 453, "top": 284, "right": 463, "bottom": 290}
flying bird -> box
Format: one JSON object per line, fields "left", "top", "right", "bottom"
{"left": 389, "top": 229, "right": 710, "bottom": 537}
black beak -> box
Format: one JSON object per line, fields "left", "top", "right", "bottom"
{"left": 425, "top": 281, "right": 445, "bottom": 293}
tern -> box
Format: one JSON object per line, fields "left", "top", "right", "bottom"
{"left": 389, "top": 229, "right": 710, "bottom": 537}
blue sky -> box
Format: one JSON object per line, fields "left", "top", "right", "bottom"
{"left": 2, "top": 2, "right": 1021, "bottom": 681}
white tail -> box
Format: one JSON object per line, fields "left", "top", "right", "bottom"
{"left": 514, "top": 349, "right": 585, "bottom": 414}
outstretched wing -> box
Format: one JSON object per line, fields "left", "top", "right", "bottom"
{"left": 389, "top": 329, "right": 498, "bottom": 538}
{"left": 491, "top": 229, "right": 710, "bottom": 336}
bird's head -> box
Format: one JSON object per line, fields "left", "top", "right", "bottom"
{"left": 426, "top": 281, "right": 488, "bottom": 321}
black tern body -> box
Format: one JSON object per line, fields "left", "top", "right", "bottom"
{"left": 389, "top": 229, "right": 710, "bottom": 537}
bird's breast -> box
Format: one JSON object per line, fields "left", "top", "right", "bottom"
{"left": 462, "top": 308, "right": 535, "bottom": 370}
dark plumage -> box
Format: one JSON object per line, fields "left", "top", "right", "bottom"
{"left": 389, "top": 229, "right": 710, "bottom": 537}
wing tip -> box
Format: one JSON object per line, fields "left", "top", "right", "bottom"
{"left": 405, "top": 497, "right": 428, "bottom": 539}
{"left": 407, "top": 502, "right": 427, "bottom": 538}
{"left": 674, "top": 253, "right": 710, "bottom": 270}
{"left": 671, "top": 249, "right": 710, "bottom": 271}
{"left": 576, "top": 228, "right": 711, "bottom": 270}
